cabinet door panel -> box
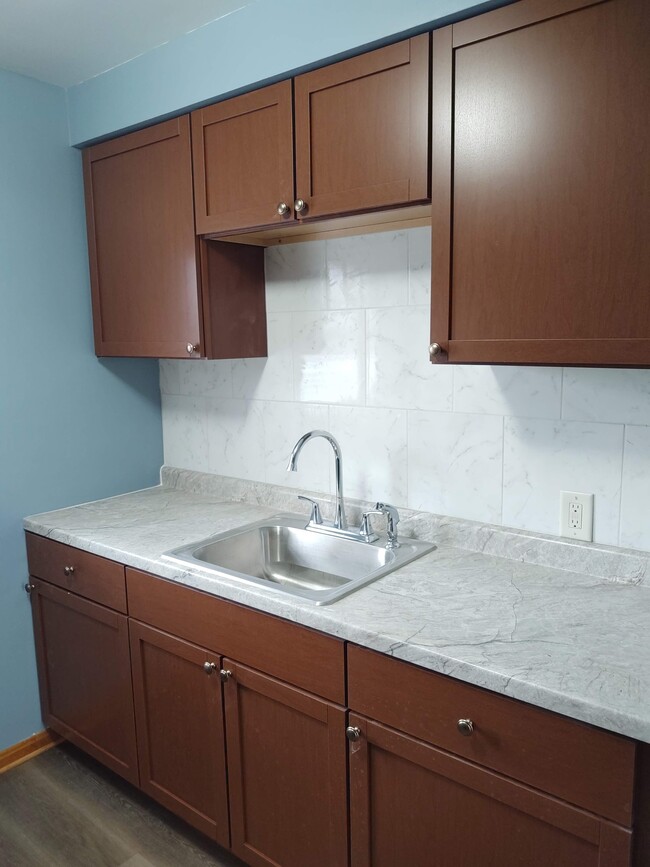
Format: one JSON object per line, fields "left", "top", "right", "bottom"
{"left": 129, "top": 621, "right": 229, "bottom": 845}
{"left": 431, "top": 0, "right": 650, "bottom": 366}
{"left": 349, "top": 715, "right": 632, "bottom": 867}
{"left": 295, "top": 35, "right": 430, "bottom": 220}
{"left": 30, "top": 579, "right": 138, "bottom": 784}
{"left": 223, "top": 660, "right": 347, "bottom": 867}
{"left": 192, "top": 81, "right": 295, "bottom": 234}
{"left": 83, "top": 116, "right": 202, "bottom": 357}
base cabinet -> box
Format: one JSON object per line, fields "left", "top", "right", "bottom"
{"left": 222, "top": 661, "right": 348, "bottom": 867}
{"left": 129, "top": 621, "right": 230, "bottom": 846}
{"left": 30, "top": 578, "right": 138, "bottom": 785}
{"left": 348, "top": 714, "right": 632, "bottom": 867}
{"left": 27, "top": 538, "right": 644, "bottom": 867}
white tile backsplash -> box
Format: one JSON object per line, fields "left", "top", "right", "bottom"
{"left": 454, "top": 366, "right": 562, "bottom": 419}
{"left": 160, "top": 227, "right": 650, "bottom": 552}
{"left": 232, "top": 312, "right": 293, "bottom": 401}
{"left": 503, "top": 418, "right": 624, "bottom": 546}
{"left": 366, "top": 305, "right": 453, "bottom": 411}
{"left": 262, "top": 401, "right": 332, "bottom": 492}
{"left": 292, "top": 309, "right": 366, "bottom": 405}
{"left": 326, "top": 232, "right": 408, "bottom": 309}
{"left": 562, "top": 368, "right": 650, "bottom": 426}
{"left": 408, "top": 411, "right": 504, "bottom": 524}
{"left": 620, "top": 425, "right": 650, "bottom": 551}
{"left": 329, "top": 405, "right": 408, "bottom": 504}
{"left": 205, "top": 398, "right": 265, "bottom": 481}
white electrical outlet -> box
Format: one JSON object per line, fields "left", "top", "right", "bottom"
{"left": 560, "top": 491, "right": 594, "bottom": 542}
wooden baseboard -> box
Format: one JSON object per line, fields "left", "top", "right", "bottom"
{"left": 0, "top": 729, "right": 62, "bottom": 775}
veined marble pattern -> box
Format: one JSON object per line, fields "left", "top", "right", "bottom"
{"left": 366, "top": 305, "right": 453, "bottom": 411}
{"left": 160, "top": 227, "right": 650, "bottom": 553}
{"left": 563, "top": 368, "right": 650, "bottom": 426}
{"left": 232, "top": 312, "right": 293, "bottom": 402}
{"left": 621, "top": 425, "right": 650, "bottom": 552}
{"left": 454, "top": 365, "right": 562, "bottom": 419}
{"left": 292, "top": 309, "right": 366, "bottom": 405}
{"left": 326, "top": 232, "right": 408, "bottom": 309}
{"left": 24, "top": 475, "right": 650, "bottom": 742}
{"left": 503, "top": 418, "right": 624, "bottom": 546}
{"left": 408, "top": 411, "right": 504, "bottom": 524}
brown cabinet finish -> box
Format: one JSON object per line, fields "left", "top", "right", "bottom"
{"left": 294, "top": 35, "right": 430, "bottom": 221}
{"left": 30, "top": 578, "right": 138, "bottom": 785}
{"left": 223, "top": 660, "right": 348, "bottom": 867}
{"left": 348, "top": 644, "right": 635, "bottom": 826}
{"left": 25, "top": 533, "right": 127, "bottom": 613}
{"left": 126, "top": 568, "right": 345, "bottom": 703}
{"left": 192, "top": 81, "right": 295, "bottom": 235}
{"left": 84, "top": 118, "right": 267, "bottom": 360}
{"left": 200, "top": 240, "right": 267, "bottom": 360}
{"left": 83, "top": 117, "right": 202, "bottom": 358}
{"left": 430, "top": 0, "right": 650, "bottom": 366}
{"left": 129, "top": 621, "right": 229, "bottom": 845}
{"left": 348, "top": 714, "right": 632, "bottom": 867}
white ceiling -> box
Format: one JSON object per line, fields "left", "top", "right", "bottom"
{"left": 0, "top": 0, "right": 256, "bottom": 87}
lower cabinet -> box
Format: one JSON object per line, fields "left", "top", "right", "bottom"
{"left": 27, "top": 540, "right": 643, "bottom": 867}
{"left": 348, "top": 714, "right": 632, "bottom": 867}
{"left": 128, "top": 621, "right": 230, "bottom": 846}
{"left": 30, "top": 578, "right": 138, "bottom": 785}
{"left": 222, "top": 660, "right": 348, "bottom": 867}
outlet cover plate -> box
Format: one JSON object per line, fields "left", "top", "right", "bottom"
{"left": 560, "top": 491, "right": 594, "bottom": 542}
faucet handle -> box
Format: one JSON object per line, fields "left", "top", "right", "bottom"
{"left": 298, "top": 495, "right": 323, "bottom": 525}
{"left": 375, "top": 502, "right": 401, "bottom": 549}
{"left": 359, "top": 509, "right": 383, "bottom": 543}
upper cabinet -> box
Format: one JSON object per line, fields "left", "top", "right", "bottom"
{"left": 192, "top": 35, "right": 431, "bottom": 236}
{"left": 430, "top": 0, "right": 650, "bottom": 367}
{"left": 192, "top": 82, "right": 295, "bottom": 235}
{"left": 293, "top": 34, "right": 430, "bottom": 221}
{"left": 83, "top": 117, "right": 266, "bottom": 359}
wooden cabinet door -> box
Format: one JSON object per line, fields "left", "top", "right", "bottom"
{"left": 129, "top": 621, "right": 229, "bottom": 846}
{"left": 30, "top": 578, "right": 138, "bottom": 785}
{"left": 348, "top": 714, "right": 632, "bottom": 867}
{"left": 192, "top": 81, "right": 295, "bottom": 234}
{"left": 222, "top": 660, "right": 347, "bottom": 867}
{"left": 294, "top": 35, "right": 430, "bottom": 221}
{"left": 431, "top": 0, "right": 650, "bottom": 366}
{"left": 83, "top": 116, "right": 202, "bottom": 358}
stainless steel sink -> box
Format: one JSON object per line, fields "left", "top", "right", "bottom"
{"left": 164, "top": 514, "right": 435, "bottom": 604}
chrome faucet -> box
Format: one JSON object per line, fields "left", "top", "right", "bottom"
{"left": 287, "top": 430, "right": 348, "bottom": 530}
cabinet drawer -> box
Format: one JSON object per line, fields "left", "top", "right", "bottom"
{"left": 347, "top": 645, "right": 636, "bottom": 826}
{"left": 126, "top": 568, "right": 345, "bottom": 704}
{"left": 26, "top": 533, "right": 126, "bottom": 613}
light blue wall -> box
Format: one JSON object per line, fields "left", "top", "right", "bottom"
{"left": 67, "top": 0, "right": 510, "bottom": 145}
{"left": 0, "top": 68, "right": 163, "bottom": 751}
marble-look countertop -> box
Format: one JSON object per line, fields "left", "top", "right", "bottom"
{"left": 24, "top": 475, "right": 650, "bottom": 743}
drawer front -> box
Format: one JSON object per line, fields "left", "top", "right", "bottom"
{"left": 126, "top": 568, "right": 345, "bottom": 704}
{"left": 347, "top": 645, "right": 635, "bottom": 826}
{"left": 26, "top": 533, "right": 126, "bottom": 613}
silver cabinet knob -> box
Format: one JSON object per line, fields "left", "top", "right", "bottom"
{"left": 220, "top": 669, "right": 233, "bottom": 683}
{"left": 294, "top": 198, "right": 307, "bottom": 213}
{"left": 63, "top": 565, "right": 75, "bottom": 576}
{"left": 203, "top": 662, "right": 217, "bottom": 674}
{"left": 24, "top": 583, "right": 35, "bottom": 595}
{"left": 186, "top": 343, "right": 198, "bottom": 355}
{"left": 429, "top": 343, "right": 442, "bottom": 359}
{"left": 457, "top": 718, "right": 474, "bottom": 737}
{"left": 277, "top": 201, "right": 290, "bottom": 215}
{"left": 346, "top": 726, "right": 361, "bottom": 743}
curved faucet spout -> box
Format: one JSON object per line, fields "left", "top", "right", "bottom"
{"left": 287, "top": 430, "right": 348, "bottom": 530}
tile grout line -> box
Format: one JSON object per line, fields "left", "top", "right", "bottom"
{"left": 617, "top": 424, "right": 628, "bottom": 547}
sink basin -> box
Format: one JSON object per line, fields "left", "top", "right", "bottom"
{"left": 164, "top": 514, "right": 435, "bottom": 604}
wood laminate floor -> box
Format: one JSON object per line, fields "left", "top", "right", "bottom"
{"left": 0, "top": 744, "right": 245, "bottom": 867}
